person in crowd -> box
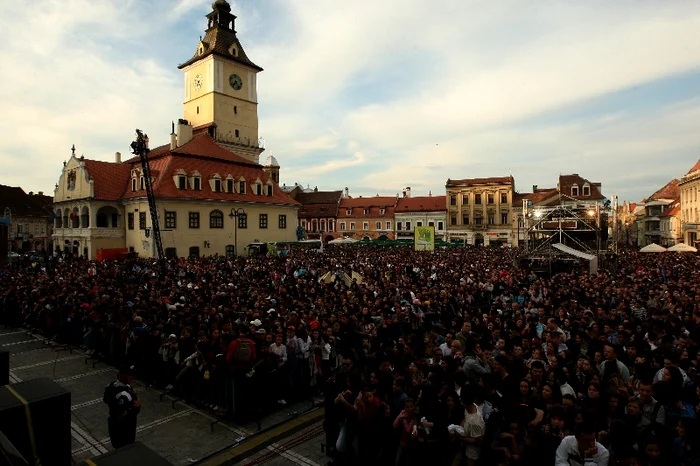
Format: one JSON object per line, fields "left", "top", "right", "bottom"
{"left": 103, "top": 365, "right": 141, "bottom": 449}
{"left": 3, "top": 244, "right": 700, "bottom": 466}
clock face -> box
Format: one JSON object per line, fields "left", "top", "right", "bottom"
{"left": 193, "top": 74, "right": 203, "bottom": 90}
{"left": 229, "top": 74, "right": 243, "bottom": 90}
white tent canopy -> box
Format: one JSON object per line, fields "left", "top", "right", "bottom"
{"left": 329, "top": 237, "right": 358, "bottom": 244}
{"left": 552, "top": 243, "right": 596, "bottom": 260}
{"left": 667, "top": 243, "right": 697, "bottom": 252}
{"left": 552, "top": 243, "right": 598, "bottom": 273}
{"left": 640, "top": 243, "right": 667, "bottom": 253}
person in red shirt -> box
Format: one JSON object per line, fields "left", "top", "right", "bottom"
{"left": 225, "top": 326, "right": 257, "bottom": 416}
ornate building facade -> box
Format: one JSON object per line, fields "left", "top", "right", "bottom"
{"left": 445, "top": 176, "right": 514, "bottom": 246}
{"left": 394, "top": 188, "right": 447, "bottom": 241}
{"left": 52, "top": 0, "right": 298, "bottom": 259}
{"left": 0, "top": 185, "right": 53, "bottom": 253}
{"left": 680, "top": 159, "right": 700, "bottom": 245}
{"left": 337, "top": 196, "right": 397, "bottom": 240}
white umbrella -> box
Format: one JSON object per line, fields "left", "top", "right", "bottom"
{"left": 329, "top": 237, "right": 358, "bottom": 244}
{"left": 639, "top": 243, "right": 667, "bottom": 253}
{"left": 666, "top": 243, "right": 697, "bottom": 253}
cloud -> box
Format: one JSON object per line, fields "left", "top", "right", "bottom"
{"left": 2, "top": 0, "right": 700, "bottom": 205}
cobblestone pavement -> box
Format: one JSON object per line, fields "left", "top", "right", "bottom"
{"left": 233, "top": 419, "right": 326, "bottom": 466}
{"left": 1, "top": 328, "right": 323, "bottom": 465}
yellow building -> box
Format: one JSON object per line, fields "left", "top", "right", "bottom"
{"left": 52, "top": 0, "right": 298, "bottom": 259}
{"left": 679, "top": 159, "right": 700, "bottom": 245}
{"left": 0, "top": 185, "right": 53, "bottom": 253}
{"left": 336, "top": 196, "right": 397, "bottom": 240}
{"left": 445, "top": 176, "right": 514, "bottom": 246}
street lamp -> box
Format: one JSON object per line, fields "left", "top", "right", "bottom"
{"left": 229, "top": 207, "right": 246, "bottom": 257}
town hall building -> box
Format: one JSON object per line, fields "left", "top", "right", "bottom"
{"left": 52, "top": 0, "right": 298, "bottom": 259}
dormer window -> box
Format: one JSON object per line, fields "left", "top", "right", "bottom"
{"left": 214, "top": 180, "right": 221, "bottom": 192}
{"left": 380, "top": 208, "right": 385, "bottom": 215}
{"left": 346, "top": 209, "right": 352, "bottom": 215}
{"left": 583, "top": 184, "right": 590, "bottom": 196}
{"left": 256, "top": 183, "right": 262, "bottom": 195}
{"left": 266, "top": 184, "right": 273, "bottom": 196}
{"left": 132, "top": 178, "right": 137, "bottom": 192}
{"left": 189, "top": 171, "right": 202, "bottom": 190}
{"left": 228, "top": 44, "right": 238, "bottom": 56}
{"left": 140, "top": 177, "right": 145, "bottom": 190}
{"left": 239, "top": 180, "right": 246, "bottom": 194}
{"left": 363, "top": 209, "right": 368, "bottom": 215}
{"left": 571, "top": 184, "right": 579, "bottom": 196}
{"left": 227, "top": 178, "right": 234, "bottom": 193}
{"left": 178, "top": 175, "right": 187, "bottom": 189}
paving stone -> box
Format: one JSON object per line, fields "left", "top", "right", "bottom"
{"left": 3, "top": 328, "right": 326, "bottom": 465}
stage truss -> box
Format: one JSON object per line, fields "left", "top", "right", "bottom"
{"left": 523, "top": 203, "right": 601, "bottom": 260}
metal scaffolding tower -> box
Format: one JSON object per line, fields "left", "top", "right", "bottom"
{"left": 130, "top": 129, "right": 165, "bottom": 275}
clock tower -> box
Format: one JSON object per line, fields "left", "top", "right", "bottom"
{"left": 178, "top": 0, "right": 264, "bottom": 163}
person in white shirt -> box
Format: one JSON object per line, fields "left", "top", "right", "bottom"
{"left": 439, "top": 332, "right": 455, "bottom": 358}
{"left": 555, "top": 421, "right": 609, "bottom": 466}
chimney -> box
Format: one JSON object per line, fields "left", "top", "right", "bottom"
{"left": 343, "top": 187, "right": 349, "bottom": 198}
{"left": 429, "top": 190, "right": 432, "bottom": 197}
{"left": 533, "top": 185, "right": 538, "bottom": 192}
{"left": 405, "top": 186, "right": 411, "bottom": 198}
{"left": 28, "top": 191, "right": 34, "bottom": 195}
{"left": 176, "top": 119, "right": 193, "bottom": 147}
{"left": 38, "top": 191, "right": 43, "bottom": 196}
{"left": 115, "top": 152, "right": 122, "bottom": 163}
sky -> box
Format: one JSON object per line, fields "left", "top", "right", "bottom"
{"left": 2, "top": 1, "right": 700, "bottom": 203}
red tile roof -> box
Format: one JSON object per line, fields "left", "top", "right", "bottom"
{"left": 299, "top": 204, "right": 338, "bottom": 218}
{"left": 294, "top": 190, "right": 343, "bottom": 205}
{"left": 446, "top": 176, "right": 513, "bottom": 187}
{"left": 686, "top": 159, "right": 700, "bottom": 174}
{"left": 82, "top": 134, "right": 298, "bottom": 206}
{"left": 0, "top": 185, "right": 52, "bottom": 217}
{"left": 395, "top": 196, "right": 447, "bottom": 213}
{"left": 648, "top": 179, "right": 680, "bottom": 201}
{"left": 83, "top": 160, "right": 133, "bottom": 201}
{"left": 660, "top": 203, "right": 680, "bottom": 217}
{"left": 519, "top": 188, "right": 558, "bottom": 206}
{"left": 338, "top": 197, "right": 396, "bottom": 219}
{"left": 558, "top": 174, "right": 604, "bottom": 200}
{"left": 338, "top": 196, "right": 397, "bottom": 208}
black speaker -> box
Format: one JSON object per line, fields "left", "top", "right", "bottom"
{"left": 0, "top": 430, "right": 28, "bottom": 466}
{"left": 0, "top": 351, "right": 8, "bottom": 386}
{"left": 86, "top": 442, "right": 173, "bottom": 466}
{"left": 0, "top": 378, "right": 71, "bottom": 466}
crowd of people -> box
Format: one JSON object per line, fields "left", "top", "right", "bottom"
{"left": 1, "top": 244, "right": 700, "bottom": 466}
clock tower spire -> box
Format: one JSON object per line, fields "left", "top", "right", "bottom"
{"left": 178, "top": 0, "right": 264, "bottom": 164}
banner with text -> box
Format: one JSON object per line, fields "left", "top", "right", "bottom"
{"left": 414, "top": 226, "right": 435, "bottom": 251}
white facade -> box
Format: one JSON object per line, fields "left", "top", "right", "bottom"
{"left": 680, "top": 162, "right": 700, "bottom": 245}
{"left": 395, "top": 211, "right": 447, "bottom": 240}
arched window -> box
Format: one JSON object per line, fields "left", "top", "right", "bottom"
{"left": 209, "top": 209, "right": 224, "bottom": 228}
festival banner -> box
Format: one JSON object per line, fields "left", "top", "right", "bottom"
{"left": 414, "top": 226, "right": 435, "bottom": 251}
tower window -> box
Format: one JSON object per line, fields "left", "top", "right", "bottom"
{"left": 234, "top": 106, "right": 237, "bottom": 114}
{"left": 235, "top": 129, "right": 240, "bottom": 138}
{"left": 196, "top": 106, "right": 200, "bottom": 115}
